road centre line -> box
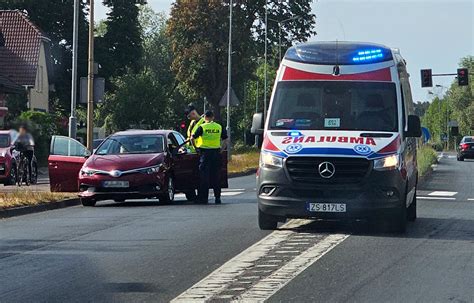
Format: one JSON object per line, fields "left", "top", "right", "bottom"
{"left": 171, "top": 219, "right": 348, "bottom": 302}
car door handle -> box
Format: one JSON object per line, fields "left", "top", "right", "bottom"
{"left": 49, "top": 162, "right": 58, "bottom": 168}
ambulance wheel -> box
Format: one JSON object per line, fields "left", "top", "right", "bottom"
{"left": 407, "top": 194, "right": 417, "bottom": 222}
{"left": 389, "top": 205, "right": 407, "bottom": 233}
{"left": 81, "top": 198, "right": 96, "bottom": 207}
{"left": 258, "top": 209, "right": 278, "bottom": 230}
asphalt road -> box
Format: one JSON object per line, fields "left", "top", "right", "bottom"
{"left": 0, "top": 154, "right": 473, "bottom": 303}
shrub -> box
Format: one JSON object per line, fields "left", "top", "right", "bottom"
{"left": 417, "top": 146, "right": 438, "bottom": 177}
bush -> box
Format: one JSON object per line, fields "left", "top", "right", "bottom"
{"left": 417, "top": 146, "right": 438, "bottom": 177}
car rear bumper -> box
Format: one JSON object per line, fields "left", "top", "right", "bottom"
{"left": 257, "top": 165, "right": 408, "bottom": 220}
{"left": 459, "top": 150, "right": 474, "bottom": 158}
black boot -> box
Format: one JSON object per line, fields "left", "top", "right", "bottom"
{"left": 215, "top": 197, "right": 221, "bottom": 204}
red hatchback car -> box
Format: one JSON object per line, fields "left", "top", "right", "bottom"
{"left": 48, "top": 130, "right": 228, "bottom": 206}
{"left": 0, "top": 130, "right": 19, "bottom": 185}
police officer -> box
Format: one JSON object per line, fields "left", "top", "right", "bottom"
{"left": 185, "top": 104, "right": 205, "bottom": 152}
{"left": 192, "top": 110, "right": 228, "bottom": 204}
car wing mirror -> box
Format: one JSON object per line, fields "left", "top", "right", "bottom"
{"left": 84, "top": 150, "right": 92, "bottom": 158}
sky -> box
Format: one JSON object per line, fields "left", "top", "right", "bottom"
{"left": 95, "top": 0, "right": 474, "bottom": 103}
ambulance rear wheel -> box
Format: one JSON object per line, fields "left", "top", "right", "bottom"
{"left": 258, "top": 209, "right": 278, "bottom": 230}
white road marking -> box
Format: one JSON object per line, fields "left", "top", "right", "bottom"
{"left": 221, "top": 192, "right": 244, "bottom": 197}
{"left": 468, "top": 198, "right": 474, "bottom": 201}
{"left": 234, "top": 234, "right": 348, "bottom": 302}
{"left": 171, "top": 219, "right": 348, "bottom": 302}
{"left": 428, "top": 191, "right": 458, "bottom": 197}
{"left": 418, "top": 196, "right": 456, "bottom": 200}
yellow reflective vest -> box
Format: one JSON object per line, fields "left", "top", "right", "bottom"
{"left": 195, "top": 121, "right": 222, "bottom": 149}
{"left": 187, "top": 117, "right": 205, "bottom": 140}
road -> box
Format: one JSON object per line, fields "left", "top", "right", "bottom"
{"left": 0, "top": 154, "right": 473, "bottom": 303}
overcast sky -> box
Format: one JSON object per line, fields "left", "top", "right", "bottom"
{"left": 95, "top": 0, "right": 474, "bottom": 103}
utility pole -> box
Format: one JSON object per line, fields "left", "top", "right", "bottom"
{"left": 68, "top": 0, "right": 79, "bottom": 139}
{"left": 86, "top": 0, "right": 95, "bottom": 151}
{"left": 226, "top": 0, "right": 232, "bottom": 159}
{"left": 263, "top": 1, "right": 267, "bottom": 125}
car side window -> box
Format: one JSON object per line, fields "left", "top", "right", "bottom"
{"left": 168, "top": 134, "right": 179, "bottom": 152}
{"left": 51, "top": 136, "right": 89, "bottom": 157}
{"left": 173, "top": 132, "right": 186, "bottom": 146}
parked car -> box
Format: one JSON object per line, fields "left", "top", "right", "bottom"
{"left": 48, "top": 130, "right": 228, "bottom": 206}
{"left": 457, "top": 136, "right": 474, "bottom": 161}
{"left": 0, "top": 130, "right": 19, "bottom": 185}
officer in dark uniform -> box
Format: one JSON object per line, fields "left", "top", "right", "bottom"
{"left": 191, "top": 110, "right": 228, "bottom": 204}
{"left": 184, "top": 104, "right": 205, "bottom": 153}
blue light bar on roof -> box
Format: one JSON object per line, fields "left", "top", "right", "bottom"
{"left": 288, "top": 131, "right": 302, "bottom": 137}
{"left": 352, "top": 49, "right": 384, "bottom": 62}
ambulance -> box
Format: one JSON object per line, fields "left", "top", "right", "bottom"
{"left": 252, "top": 42, "right": 421, "bottom": 232}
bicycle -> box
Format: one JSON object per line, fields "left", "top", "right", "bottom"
{"left": 16, "top": 151, "right": 30, "bottom": 187}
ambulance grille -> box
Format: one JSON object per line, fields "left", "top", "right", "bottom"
{"left": 286, "top": 157, "right": 370, "bottom": 184}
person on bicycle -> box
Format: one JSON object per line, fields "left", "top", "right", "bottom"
{"left": 17, "top": 125, "right": 35, "bottom": 180}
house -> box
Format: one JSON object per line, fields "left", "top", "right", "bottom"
{"left": 0, "top": 10, "right": 53, "bottom": 113}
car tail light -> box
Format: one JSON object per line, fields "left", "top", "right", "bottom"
{"left": 461, "top": 143, "right": 469, "bottom": 150}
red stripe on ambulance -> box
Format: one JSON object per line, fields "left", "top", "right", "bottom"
{"left": 282, "top": 67, "right": 392, "bottom": 82}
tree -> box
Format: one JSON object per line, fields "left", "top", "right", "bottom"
{"left": 167, "top": 0, "right": 316, "bottom": 122}
{"left": 0, "top": 0, "right": 89, "bottom": 110}
{"left": 97, "top": 5, "right": 186, "bottom": 132}
{"left": 96, "top": 0, "right": 144, "bottom": 81}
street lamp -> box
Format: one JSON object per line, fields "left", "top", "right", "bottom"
{"left": 268, "top": 15, "right": 302, "bottom": 63}
{"left": 68, "top": 0, "right": 79, "bottom": 139}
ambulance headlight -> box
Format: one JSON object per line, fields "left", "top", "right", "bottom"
{"left": 260, "top": 152, "right": 283, "bottom": 168}
{"left": 373, "top": 154, "right": 400, "bottom": 171}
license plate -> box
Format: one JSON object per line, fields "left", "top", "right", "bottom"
{"left": 103, "top": 181, "right": 129, "bottom": 188}
{"left": 308, "top": 203, "right": 346, "bottom": 213}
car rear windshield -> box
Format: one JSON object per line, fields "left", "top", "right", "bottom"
{"left": 463, "top": 137, "right": 473, "bottom": 143}
{"left": 0, "top": 134, "right": 9, "bottom": 148}
{"left": 95, "top": 135, "right": 165, "bottom": 155}
{"left": 269, "top": 81, "right": 398, "bottom": 132}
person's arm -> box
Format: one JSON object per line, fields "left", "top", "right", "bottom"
{"left": 191, "top": 126, "right": 203, "bottom": 150}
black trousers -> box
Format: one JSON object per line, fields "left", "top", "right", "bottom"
{"left": 198, "top": 148, "right": 222, "bottom": 201}
{"left": 24, "top": 150, "right": 34, "bottom": 179}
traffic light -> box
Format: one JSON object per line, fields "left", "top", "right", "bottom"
{"left": 180, "top": 121, "right": 186, "bottom": 130}
{"left": 457, "top": 68, "right": 469, "bottom": 86}
{"left": 420, "top": 69, "right": 433, "bottom": 87}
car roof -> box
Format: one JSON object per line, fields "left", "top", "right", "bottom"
{"left": 112, "top": 129, "right": 176, "bottom": 136}
{"left": 0, "top": 130, "right": 14, "bottom": 135}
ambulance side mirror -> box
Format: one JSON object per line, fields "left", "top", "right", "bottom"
{"left": 251, "top": 113, "right": 264, "bottom": 135}
{"left": 405, "top": 115, "right": 422, "bottom": 138}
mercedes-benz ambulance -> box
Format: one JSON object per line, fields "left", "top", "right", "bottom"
{"left": 252, "top": 41, "right": 421, "bottom": 232}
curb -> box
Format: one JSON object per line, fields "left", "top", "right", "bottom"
{"left": 0, "top": 198, "right": 80, "bottom": 219}
{"left": 1, "top": 170, "right": 258, "bottom": 219}
{"left": 228, "top": 168, "right": 257, "bottom": 179}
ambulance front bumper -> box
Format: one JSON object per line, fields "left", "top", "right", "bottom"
{"left": 257, "top": 165, "right": 407, "bottom": 220}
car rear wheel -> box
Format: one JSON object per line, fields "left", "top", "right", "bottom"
{"left": 159, "top": 177, "right": 175, "bottom": 204}
{"left": 81, "top": 198, "right": 96, "bottom": 207}
{"left": 258, "top": 209, "right": 279, "bottom": 230}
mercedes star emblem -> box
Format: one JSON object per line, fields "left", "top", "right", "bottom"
{"left": 318, "top": 162, "right": 335, "bottom": 179}
{"left": 109, "top": 170, "right": 122, "bottom": 178}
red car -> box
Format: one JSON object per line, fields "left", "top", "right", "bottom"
{"left": 0, "top": 130, "right": 19, "bottom": 185}
{"left": 48, "top": 130, "right": 228, "bottom": 206}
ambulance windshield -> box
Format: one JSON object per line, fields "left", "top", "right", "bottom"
{"left": 269, "top": 81, "right": 398, "bottom": 132}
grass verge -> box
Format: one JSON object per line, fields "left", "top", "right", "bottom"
{"left": 0, "top": 191, "right": 74, "bottom": 210}
{"left": 417, "top": 145, "right": 438, "bottom": 177}
{"left": 228, "top": 149, "right": 260, "bottom": 175}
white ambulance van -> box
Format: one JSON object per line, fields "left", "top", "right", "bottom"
{"left": 252, "top": 42, "right": 421, "bottom": 232}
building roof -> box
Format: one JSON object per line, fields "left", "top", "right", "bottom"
{"left": 0, "top": 73, "right": 23, "bottom": 94}
{"left": 0, "top": 10, "right": 50, "bottom": 86}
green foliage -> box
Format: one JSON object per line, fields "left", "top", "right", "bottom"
{"left": 417, "top": 146, "right": 438, "bottom": 177}
{"left": 96, "top": 0, "right": 144, "bottom": 80}
{"left": 421, "top": 55, "right": 473, "bottom": 149}
{"left": 167, "top": 0, "right": 316, "bottom": 122}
